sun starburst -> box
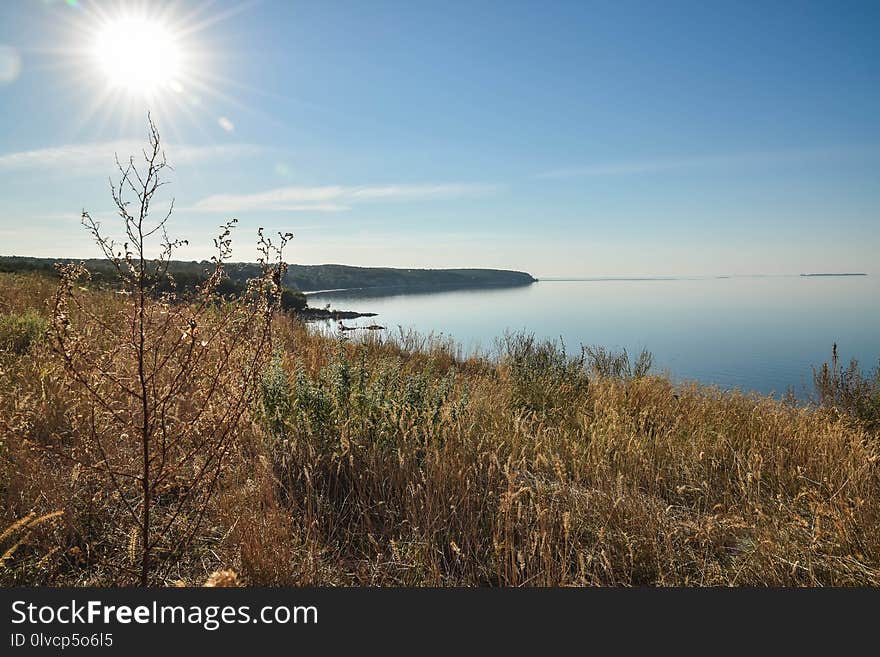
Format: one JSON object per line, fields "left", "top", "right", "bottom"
{"left": 36, "top": 1, "right": 260, "bottom": 140}
{"left": 91, "top": 15, "right": 184, "bottom": 97}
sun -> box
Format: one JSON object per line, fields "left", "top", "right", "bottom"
{"left": 53, "top": 1, "right": 248, "bottom": 133}
{"left": 92, "top": 16, "right": 183, "bottom": 96}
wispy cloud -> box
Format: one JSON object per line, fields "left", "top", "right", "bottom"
{"left": 188, "top": 183, "right": 500, "bottom": 213}
{"left": 535, "top": 146, "right": 877, "bottom": 179}
{"left": 0, "top": 141, "right": 263, "bottom": 175}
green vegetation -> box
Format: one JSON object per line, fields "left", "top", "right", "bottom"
{"left": 0, "top": 255, "right": 307, "bottom": 312}
{"left": 283, "top": 263, "right": 536, "bottom": 292}
{"left": 0, "top": 256, "right": 535, "bottom": 295}
{"left": 0, "top": 308, "right": 47, "bottom": 355}
{"left": 814, "top": 343, "right": 880, "bottom": 433}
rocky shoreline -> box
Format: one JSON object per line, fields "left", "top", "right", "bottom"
{"left": 295, "top": 307, "right": 378, "bottom": 322}
{"left": 295, "top": 277, "right": 539, "bottom": 326}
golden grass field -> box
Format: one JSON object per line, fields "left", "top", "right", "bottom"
{"left": 1, "top": 271, "right": 879, "bottom": 586}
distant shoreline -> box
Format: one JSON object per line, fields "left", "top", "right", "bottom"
{"left": 302, "top": 279, "right": 535, "bottom": 296}
{"left": 300, "top": 280, "right": 536, "bottom": 319}
{"left": 800, "top": 273, "right": 867, "bottom": 277}
{"left": 0, "top": 255, "right": 537, "bottom": 295}
{"left": 540, "top": 273, "right": 870, "bottom": 281}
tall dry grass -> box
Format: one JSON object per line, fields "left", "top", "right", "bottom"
{"left": 1, "top": 272, "right": 878, "bottom": 586}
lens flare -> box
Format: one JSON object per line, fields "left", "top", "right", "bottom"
{"left": 0, "top": 45, "right": 22, "bottom": 85}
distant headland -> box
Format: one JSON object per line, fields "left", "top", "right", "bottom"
{"left": 0, "top": 255, "right": 536, "bottom": 296}
{"left": 285, "top": 263, "right": 537, "bottom": 292}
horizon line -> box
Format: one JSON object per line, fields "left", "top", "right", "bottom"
{"left": 0, "top": 254, "right": 871, "bottom": 280}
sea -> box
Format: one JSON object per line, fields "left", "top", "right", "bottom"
{"left": 306, "top": 275, "right": 879, "bottom": 397}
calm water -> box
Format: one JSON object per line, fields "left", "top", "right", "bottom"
{"left": 307, "top": 276, "right": 880, "bottom": 397}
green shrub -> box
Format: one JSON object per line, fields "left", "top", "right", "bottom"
{"left": 259, "top": 352, "right": 293, "bottom": 443}
{"left": 498, "top": 332, "right": 653, "bottom": 416}
{"left": 281, "top": 288, "right": 307, "bottom": 311}
{"left": 0, "top": 310, "right": 48, "bottom": 355}
{"left": 582, "top": 345, "right": 653, "bottom": 379}
{"left": 499, "top": 333, "right": 589, "bottom": 414}
{"left": 813, "top": 343, "right": 880, "bottom": 432}
{"left": 276, "top": 340, "right": 462, "bottom": 457}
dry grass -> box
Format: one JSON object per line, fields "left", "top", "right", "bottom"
{"left": 1, "top": 272, "right": 878, "bottom": 586}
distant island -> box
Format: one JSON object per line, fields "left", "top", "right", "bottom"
{"left": 0, "top": 256, "right": 536, "bottom": 315}
{"left": 800, "top": 273, "right": 867, "bottom": 277}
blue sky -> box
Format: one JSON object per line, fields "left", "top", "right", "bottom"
{"left": 1, "top": 0, "right": 878, "bottom": 276}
